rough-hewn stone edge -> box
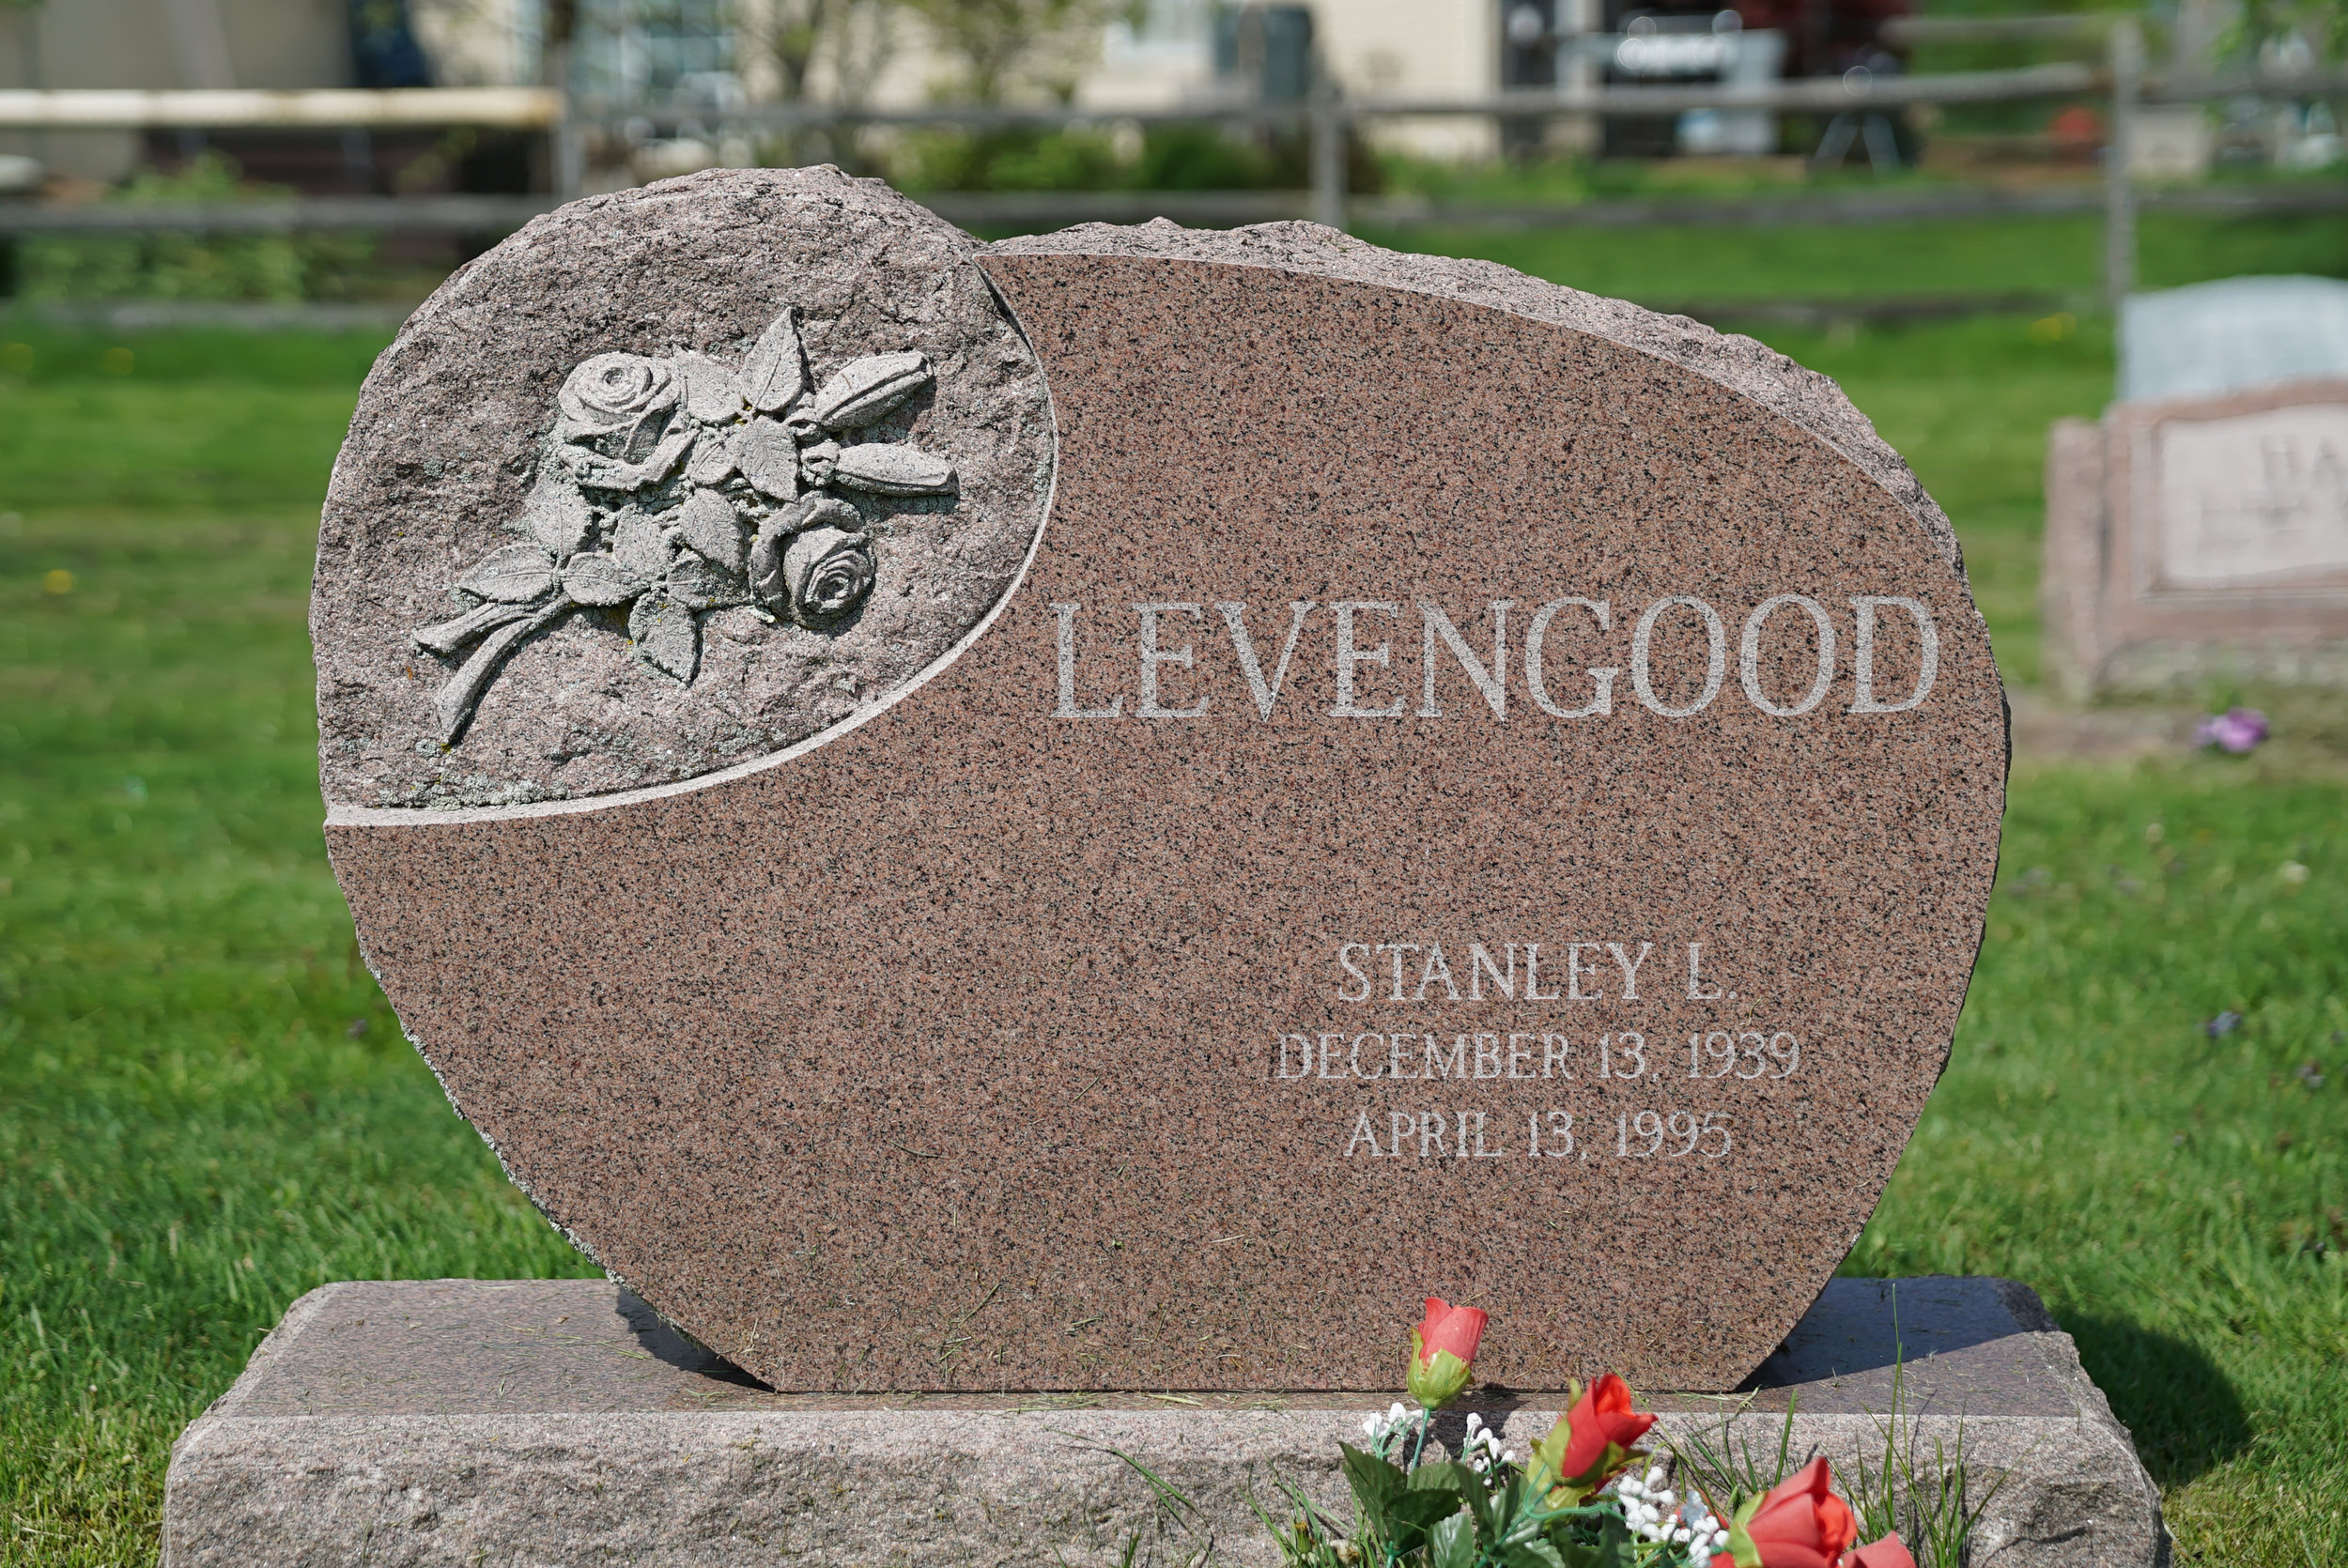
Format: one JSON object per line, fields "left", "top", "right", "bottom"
{"left": 163, "top": 1406, "right": 2161, "bottom": 1568}
{"left": 980, "top": 220, "right": 1965, "bottom": 580}
{"left": 193, "top": 1284, "right": 340, "bottom": 1422}
{"left": 394, "top": 164, "right": 973, "bottom": 348}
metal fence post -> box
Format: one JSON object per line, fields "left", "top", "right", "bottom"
{"left": 1309, "top": 52, "right": 1347, "bottom": 231}
{"left": 2105, "top": 16, "right": 2142, "bottom": 308}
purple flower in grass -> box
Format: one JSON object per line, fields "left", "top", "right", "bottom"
{"left": 2194, "top": 708, "right": 2268, "bottom": 754}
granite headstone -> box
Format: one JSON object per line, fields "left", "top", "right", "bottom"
{"left": 2047, "top": 277, "right": 2348, "bottom": 693}
{"left": 313, "top": 168, "right": 2006, "bottom": 1394}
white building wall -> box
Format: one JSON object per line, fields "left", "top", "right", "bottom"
{"left": 0, "top": 0, "right": 348, "bottom": 180}
{"left": 1319, "top": 0, "right": 1498, "bottom": 161}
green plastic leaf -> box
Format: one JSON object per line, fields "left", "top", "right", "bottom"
{"left": 1430, "top": 1511, "right": 1476, "bottom": 1568}
{"left": 1337, "top": 1442, "right": 1405, "bottom": 1518}
{"left": 1498, "top": 1540, "right": 1568, "bottom": 1568}
{"left": 1553, "top": 1511, "right": 1637, "bottom": 1568}
{"left": 1409, "top": 1460, "right": 1479, "bottom": 1495}
{"left": 1388, "top": 1490, "right": 1466, "bottom": 1532}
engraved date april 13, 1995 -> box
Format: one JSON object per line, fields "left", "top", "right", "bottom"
{"left": 1337, "top": 1108, "right": 1738, "bottom": 1161}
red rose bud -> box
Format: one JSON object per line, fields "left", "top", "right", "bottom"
{"left": 1404, "top": 1297, "right": 1488, "bottom": 1410}
{"left": 1722, "top": 1458, "right": 1860, "bottom": 1568}
{"left": 1844, "top": 1534, "right": 1918, "bottom": 1568}
{"left": 1527, "top": 1374, "right": 1658, "bottom": 1502}
{"left": 1561, "top": 1374, "right": 1657, "bottom": 1479}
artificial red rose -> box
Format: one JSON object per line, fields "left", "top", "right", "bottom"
{"left": 1844, "top": 1534, "right": 1918, "bottom": 1568}
{"left": 1417, "top": 1298, "right": 1489, "bottom": 1365}
{"left": 1717, "top": 1457, "right": 1859, "bottom": 1568}
{"left": 1404, "top": 1297, "right": 1487, "bottom": 1409}
{"left": 1558, "top": 1373, "right": 1658, "bottom": 1480}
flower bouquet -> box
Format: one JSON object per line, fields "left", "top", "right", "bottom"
{"left": 1262, "top": 1299, "right": 1916, "bottom": 1568}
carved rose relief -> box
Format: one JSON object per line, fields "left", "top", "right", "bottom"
{"left": 412, "top": 308, "right": 956, "bottom": 745}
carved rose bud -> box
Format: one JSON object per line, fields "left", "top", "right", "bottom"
{"left": 558, "top": 352, "right": 679, "bottom": 437}
{"left": 784, "top": 526, "right": 876, "bottom": 621}
{"left": 809, "top": 351, "right": 933, "bottom": 432}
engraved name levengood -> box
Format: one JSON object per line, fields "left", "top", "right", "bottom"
{"left": 1050, "top": 596, "right": 1939, "bottom": 720}
{"left": 411, "top": 310, "right": 959, "bottom": 745}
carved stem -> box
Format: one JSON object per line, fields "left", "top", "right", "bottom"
{"left": 413, "top": 598, "right": 538, "bottom": 658}
{"left": 432, "top": 597, "right": 574, "bottom": 745}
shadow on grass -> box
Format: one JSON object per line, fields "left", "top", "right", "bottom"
{"left": 2065, "top": 1315, "right": 2251, "bottom": 1486}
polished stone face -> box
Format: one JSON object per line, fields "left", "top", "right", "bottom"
{"left": 318, "top": 209, "right": 2005, "bottom": 1393}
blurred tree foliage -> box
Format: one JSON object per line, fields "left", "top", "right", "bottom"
{"left": 2229, "top": 0, "right": 2348, "bottom": 59}
{"left": 903, "top": 0, "right": 1138, "bottom": 103}
{"left": 20, "top": 156, "right": 378, "bottom": 302}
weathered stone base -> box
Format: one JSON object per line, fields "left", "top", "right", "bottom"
{"left": 164, "top": 1277, "right": 2165, "bottom": 1567}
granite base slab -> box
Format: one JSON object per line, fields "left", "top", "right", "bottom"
{"left": 163, "top": 1277, "right": 2165, "bottom": 1568}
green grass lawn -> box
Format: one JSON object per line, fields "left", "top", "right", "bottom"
{"left": 3, "top": 211, "right": 2345, "bottom": 1567}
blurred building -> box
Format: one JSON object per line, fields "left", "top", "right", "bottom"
{"left": 0, "top": 0, "right": 1914, "bottom": 186}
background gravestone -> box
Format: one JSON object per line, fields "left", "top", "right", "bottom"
{"left": 2047, "top": 276, "right": 2348, "bottom": 696}
{"left": 314, "top": 172, "right": 2006, "bottom": 1393}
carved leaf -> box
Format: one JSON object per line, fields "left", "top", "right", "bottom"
{"left": 457, "top": 543, "right": 561, "bottom": 604}
{"left": 686, "top": 427, "right": 736, "bottom": 487}
{"left": 521, "top": 469, "right": 595, "bottom": 556}
{"left": 829, "top": 441, "right": 956, "bottom": 496}
{"left": 664, "top": 554, "right": 740, "bottom": 611}
{"left": 562, "top": 552, "right": 647, "bottom": 607}
{"left": 739, "top": 308, "right": 808, "bottom": 415}
{"left": 611, "top": 509, "right": 672, "bottom": 581}
{"left": 674, "top": 352, "right": 746, "bottom": 425}
{"left": 676, "top": 487, "right": 745, "bottom": 574}
{"left": 811, "top": 351, "right": 932, "bottom": 432}
{"left": 629, "top": 589, "right": 701, "bottom": 682}
{"left": 735, "top": 418, "right": 799, "bottom": 502}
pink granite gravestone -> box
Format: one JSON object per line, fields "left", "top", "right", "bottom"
{"left": 313, "top": 171, "right": 2005, "bottom": 1394}
{"left": 2045, "top": 378, "right": 2348, "bottom": 696}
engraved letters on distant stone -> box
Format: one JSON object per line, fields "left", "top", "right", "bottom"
{"left": 413, "top": 308, "right": 959, "bottom": 745}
